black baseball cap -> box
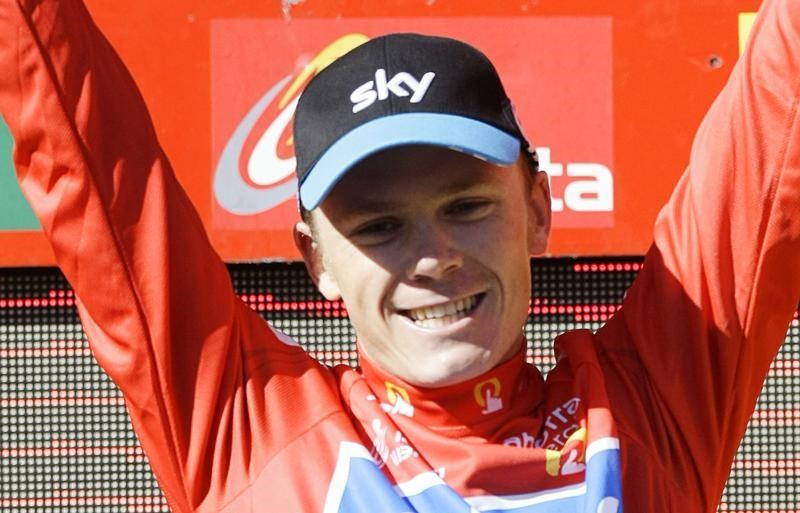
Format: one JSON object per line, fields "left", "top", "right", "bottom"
{"left": 293, "top": 33, "right": 533, "bottom": 210}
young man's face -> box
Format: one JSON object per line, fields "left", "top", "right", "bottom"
{"left": 296, "top": 146, "right": 551, "bottom": 387}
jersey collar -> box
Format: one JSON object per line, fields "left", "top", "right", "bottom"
{"left": 358, "top": 341, "right": 544, "bottom": 434}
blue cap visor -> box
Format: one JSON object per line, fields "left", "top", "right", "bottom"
{"left": 298, "top": 112, "right": 521, "bottom": 209}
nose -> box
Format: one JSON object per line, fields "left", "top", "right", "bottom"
{"left": 405, "top": 222, "right": 464, "bottom": 282}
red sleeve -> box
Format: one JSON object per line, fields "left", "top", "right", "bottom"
{"left": 596, "top": 0, "right": 800, "bottom": 508}
{"left": 0, "top": 1, "right": 341, "bottom": 511}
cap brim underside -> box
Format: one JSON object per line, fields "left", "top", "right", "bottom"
{"left": 298, "top": 112, "right": 521, "bottom": 209}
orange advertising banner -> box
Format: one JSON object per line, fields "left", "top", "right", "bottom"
{"left": 0, "top": 0, "right": 761, "bottom": 266}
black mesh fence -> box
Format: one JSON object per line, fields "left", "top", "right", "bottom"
{"left": 0, "top": 258, "right": 797, "bottom": 512}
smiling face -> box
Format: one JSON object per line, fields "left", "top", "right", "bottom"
{"left": 295, "top": 146, "right": 551, "bottom": 387}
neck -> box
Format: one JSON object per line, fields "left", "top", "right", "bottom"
{"left": 358, "top": 342, "right": 544, "bottom": 434}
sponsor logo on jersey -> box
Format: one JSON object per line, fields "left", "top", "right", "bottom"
{"left": 385, "top": 382, "right": 411, "bottom": 404}
{"left": 504, "top": 397, "right": 583, "bottom": 452}
{"left": 383, "top": 382, "right": 415, "bottom": 417}
{"left": 544, "top": 427, "right": 587, "bottom": 477}
{"left": 323, "top": 440, "right": 622, "bottom": 512}
{"left": 473, "top": 377, "right": 503, "bottom": 415}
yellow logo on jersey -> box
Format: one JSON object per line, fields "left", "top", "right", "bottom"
{"left": 473, "top": 377, "right": 503, "bottom": 414}
{"left": 385, "top": 382, "right": 411, "bottom": 405}
{"left": 545, "top": 427, "right": 587, "bottom": 477}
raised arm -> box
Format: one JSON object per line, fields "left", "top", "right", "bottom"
{"left": 0, "top": 1, "right": 336, "bottom": 511}
{"left": 596, "top": 0, "right": 800, "bottom": 508}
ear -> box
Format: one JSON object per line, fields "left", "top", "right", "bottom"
{"left": 293, "top": 221, "right": 342, "bottom": 300}
{"left": 526, "top": 170, "right": 552, "bottom": 255}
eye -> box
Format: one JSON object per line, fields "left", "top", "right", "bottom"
{"left": 445, "top": 198, "right": 494, "bottom": 220}
{"left": 350, "top": 218, "right": 402, "bottom": 245}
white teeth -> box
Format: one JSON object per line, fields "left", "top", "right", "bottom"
{"left": 405, "top": 295, "right": 479, "bottom": 327}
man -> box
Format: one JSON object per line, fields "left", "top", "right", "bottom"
{"left": 0, "top": 1, "right": 798, "bottom": 513}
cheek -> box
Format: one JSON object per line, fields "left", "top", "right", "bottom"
{"left": 477, "top": 209, "right": 530, "bottom": 263}
{"left": 324, "top": 243, "right": 396, "bottom": 312}
{"left": 486, "top": 211, "right": 532, "bottom": 302}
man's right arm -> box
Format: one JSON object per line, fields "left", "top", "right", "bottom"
{"left": 0, "top": 1, "right": 341, "bottom": 511}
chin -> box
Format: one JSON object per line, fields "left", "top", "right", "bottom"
{"left": 409, "top": 346, "right": 494, "bottom": 388}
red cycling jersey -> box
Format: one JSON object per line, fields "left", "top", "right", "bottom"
{"left": 1, "top": 0, "right": 798, "bottom": 511}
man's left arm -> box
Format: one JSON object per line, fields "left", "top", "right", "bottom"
{"left": 595, "top": 0, "right": 800, "bottom": 508}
